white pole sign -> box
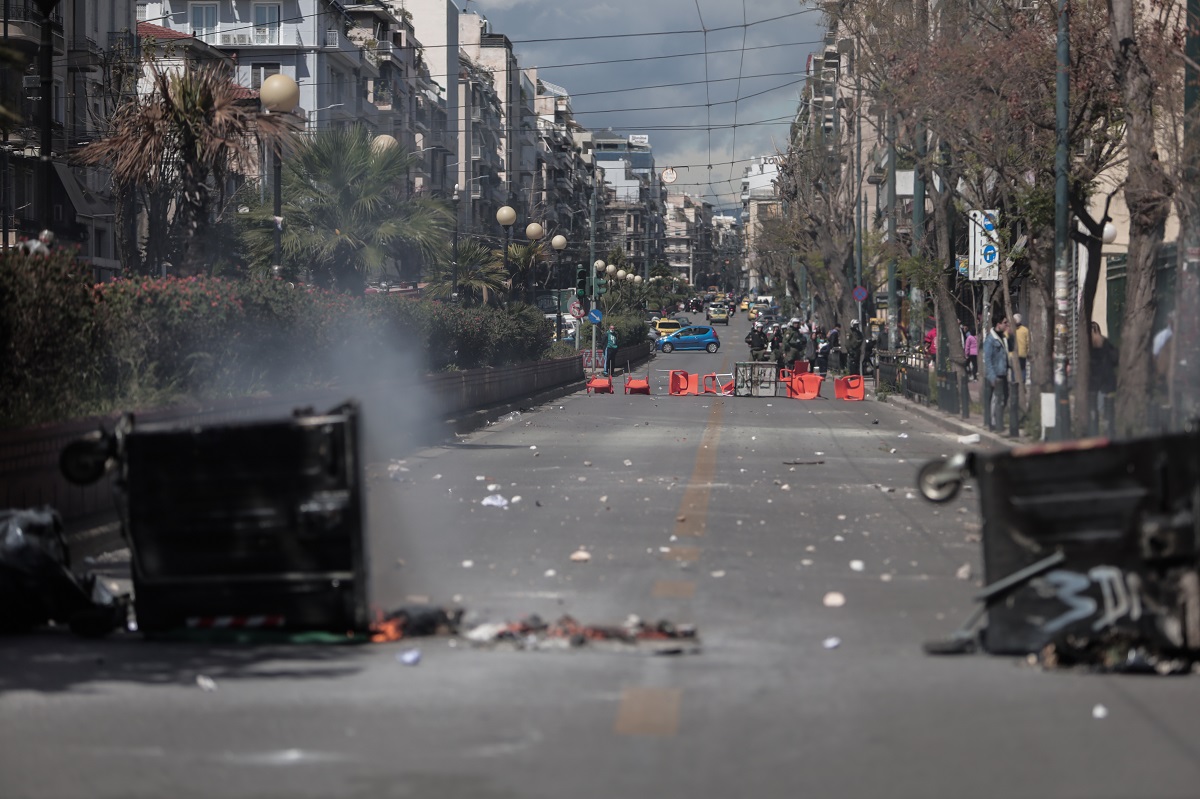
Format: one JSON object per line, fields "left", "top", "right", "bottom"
{"left": 968, "top": 210, "right": 1000, "bottom": 281}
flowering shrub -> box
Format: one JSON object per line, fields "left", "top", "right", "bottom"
{"left": 0, "top": 256, "right": 556, "bottom": 427}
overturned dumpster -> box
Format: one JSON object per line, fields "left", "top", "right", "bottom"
{"left": 61, "top": 402, "right": 369, "bottom": 636}
{"left": 919, "top": 431, "right": 1200, "bottom": 660}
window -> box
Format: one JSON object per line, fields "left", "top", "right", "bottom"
{"left": 253, "top": 4, "right": 281, "bottom": 45}
{"left": 190, "top": 3, "right": 218, "bottom": 44}
{"left": 95, "top": 228, "right": 109, "bottom": 259}
{"left": 249, "top": 63, "right": 280, "bottom": 90}
{"left": 136, "top": 4, "right": 147, "bottom": 22}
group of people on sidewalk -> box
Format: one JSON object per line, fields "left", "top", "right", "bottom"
{"left": 975, "top": 313, "right": 1117, "bottom": 436}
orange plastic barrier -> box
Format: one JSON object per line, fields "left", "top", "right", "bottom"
{"left": 586, "top": 375, "right": 614, "bottom": 394}
{"left": 624, "top": 374, "right": 651, "bottom": 395}
{"left": 834, "top": 375, "right": 865, "bottom": 401}
{"left": 668, "top": 371, "right": 700, "bottom": 396}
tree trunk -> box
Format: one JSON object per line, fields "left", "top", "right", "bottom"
{"left": 1025, "top": 231, "right": 1056, "bottom": 406}
{"left": 1108, "top": 0, "right": 1173, "bottom": 436}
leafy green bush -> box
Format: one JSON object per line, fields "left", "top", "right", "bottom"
{"left": 0, "top": 248, "right": 100, "bottom": 426}
{"left": 0, "top": 256, "right": 560, "bottom": 428}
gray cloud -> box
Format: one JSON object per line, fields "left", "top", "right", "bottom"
{"left": 472, "top": 0, "right": 825, "bottom": 211}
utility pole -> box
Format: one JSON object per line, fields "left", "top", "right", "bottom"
{"left": 588, "top": 166, "right": 597, "bottom": 363}
{"left": 1052, "top": 0, "right": 1072, "bottom": 439}
{"left": 886, "top": 115, "right": 898, "bottom": 349}
{"left": 1174, "top": 0, "right": 1199, "bottom": 426}
{"left": 37, "top": 0, "right": 59, "bottom": 235}
{"left": 910, "top": 125, "right": 926, "bottom": 347}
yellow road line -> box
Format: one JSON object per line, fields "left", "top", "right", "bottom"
{"left": 673, "top": 398, "right": 725, "bottom": 537}
{"left": 652, "top": 579, "right": 697, "bottom": 599}
{"left": 614, "top": 687, "right": 683, "bottom": 737}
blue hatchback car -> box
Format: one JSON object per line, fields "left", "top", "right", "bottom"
{"left": 654, "top": 325, "right": 721, "bottom": 353}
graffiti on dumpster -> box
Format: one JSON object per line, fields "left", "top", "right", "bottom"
{"left": 1035, "top": 567, "right": 1144, "bottom": 634}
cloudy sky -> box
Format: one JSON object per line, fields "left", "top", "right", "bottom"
{"left": 468, "top": 0, "right": 827, "bottom": 218}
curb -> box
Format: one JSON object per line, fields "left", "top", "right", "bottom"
{"left": 883, "top": 393, "right": 1017, "bottom": 449}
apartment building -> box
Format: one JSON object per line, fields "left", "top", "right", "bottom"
{"left": 141, "top": 0, "right": 378, "bottom": 133}
{"left": 531, "top": 74, "right": 596, "bottom": 263}
{"left": 663, "top": 191, "right": 714, "bottom": 287}
{"left": 592, "top": 129, "right": 665, "bottom": 276}
{"left": 740, "top": 154, "right": 782, "bottom": 294}
{"left": 2, "top": 0, "right": 137, "bottom": 275}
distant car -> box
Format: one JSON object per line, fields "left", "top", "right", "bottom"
{"left": 672, "top": 315, "right": 693, "bottom": 325}
{"left": 655, "top": 325, "right": 721, "bottom": 353}
{"left": 708, "top": 305, "right": 730, "bottom": 324}
{"left": 739, "top": 299, "right": 750, "bottom": 311}
{"left": 654, "top": 318, "right": 684, "bottom": 338}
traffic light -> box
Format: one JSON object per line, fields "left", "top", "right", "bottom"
{"left": 576, "top": 266, "right": 587, "bottom": 299}
{"left": 595, "top": 277, "right": 608, "bottom": 296}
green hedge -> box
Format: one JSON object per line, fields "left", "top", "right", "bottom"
{"left": 0, "top": 250, "right": 554, "bottom": 428}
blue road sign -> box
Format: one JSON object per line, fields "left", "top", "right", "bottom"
{"left": 983, "top": 244, "right": 998, "bottom": 264}
{"left": 852, "top": 285, "right": 868, "bottom": 303}
{"left": 587, "top": 308, "right": 604, "bottom": 325}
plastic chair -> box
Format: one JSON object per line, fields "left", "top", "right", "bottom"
{"left": 792, "top": 372, "right": 824, "bottom": 400}
{"left": 668, "top": 371, "right": 700, "bottom": 396}
{"left": 701, "top": 373, "right": 733, "bottom": 395}
{"left": 791, "top": 360, "right": 810, "bottom": 375}
{"left": 834, "top": 375, "right": 865, "bottom": 401}
{"left": 586, "top": 375, "right": 614, "bottom": 394}
{"left": 624, "top": 363, "right": 651, "bottom": 395}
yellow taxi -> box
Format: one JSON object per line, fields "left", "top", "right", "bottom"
{"left": 739, "top": 298, "right": 750, "bottom": 312}
{"left": 653, "top": 318, "right": 684, "bottom": 337}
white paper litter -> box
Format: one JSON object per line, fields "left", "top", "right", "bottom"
{"left": 957, "top": 433, "right": 981, "bottom": 445}
{"left": 823, "top": 591, "right": 846, "bottom": 608}
{"left": 823, "top": 637, "right": 842, "bottom": 650}
{"left": 569, "top": 550, "right": 591, "bottom": 562}
{"left": 1092, "top": 704, "right": 1108, "bottom": 719}
{"left": 710, "top": 570, "right": 727, "bottom": 578}
{"left": 481, "top": 494, "right": 509, "bottom": 508}
{"left": 850, "top": 560, "right": 864, "bottom": 572}
{"left": 196, "top": 675, "right": 218, "bottom": 692}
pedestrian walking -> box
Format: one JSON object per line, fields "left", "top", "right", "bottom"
{"left": 1089, "top": 321, "right": 1118, "bottom": 436}
{"left": 983, "top": 317, "right": 1010, "bottom": 431}
{"left": 603, "top": 324, "right": 619, "bottom": 377}
{"left": 1012, "top": 313, "right": 1030, "bottom": 383}
{"left": 844, "top": 319, "right": 864, "bottom": 376}
{"left": 963, "top": 326, "right": 979, "bottom": 380}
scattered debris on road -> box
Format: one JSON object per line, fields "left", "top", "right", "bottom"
{"left": 463, "top": 613, "right": 699, "bottom": 655}
{"left": 396, "top": 649, "right": 422, "bottom": 666}
{"left": 569, "top": 550, "right": 592, "bottom": 563}
{"left": 196, "top": 674, "right": 218, "bottom": 691}
{"left": 481, "top": 494, "right": 509, "bottom": 508}
{"left": 823, "top": 637, "right": 841, "bottom": 650}
{"left": 823, "top": 592, "right": 846, "bottom": 608}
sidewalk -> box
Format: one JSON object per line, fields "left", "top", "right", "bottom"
{"left": 875, "top": 373, "right": 1028, "bottom": 450}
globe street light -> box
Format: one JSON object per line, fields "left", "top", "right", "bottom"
{"left": 497, "top": 205, "right": 517, "bottom": 301}
{"left": 260, "top": 73, "right": 300, "bottom": 273}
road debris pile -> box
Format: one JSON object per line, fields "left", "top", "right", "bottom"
{"left": 919, "top": 430, "right": 1200, "bottom": 672}
{"left": 465, "top": 613, "right": 700, "bottom": 654}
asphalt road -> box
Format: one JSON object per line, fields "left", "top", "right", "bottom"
{"left": 4, "top": 315, "right": 1200, "bottom": 798}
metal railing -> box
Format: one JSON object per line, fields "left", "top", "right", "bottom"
{"left": 877, "top": 349, "right": 931, "bottom": 404}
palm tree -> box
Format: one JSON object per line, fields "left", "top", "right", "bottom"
{"left": 423, "top": 238, "right": 509, "bottom": 306}
{"left": 76, "top": 63, "right": 291, "bottom": 275}
{"left": 240, "top": 126, "right": 451, "bottom": 293}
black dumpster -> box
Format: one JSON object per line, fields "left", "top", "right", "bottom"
{"left": 114, "top": 402, "right": 368, "bottom": 634}
{"left": 920, "top": 432, "right": 1200, "bottom": 656}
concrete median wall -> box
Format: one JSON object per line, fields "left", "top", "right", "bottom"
{"left": 0, "top": 355, "right": 586, "bottom": 525}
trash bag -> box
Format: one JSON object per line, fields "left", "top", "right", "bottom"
{"left": 0, "top": 508, "right": 126, "bottom": 636}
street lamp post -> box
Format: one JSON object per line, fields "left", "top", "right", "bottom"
{"left": 260, "top": 73, "right": 299, "bottom": 274}
{"left": 496, "top": 205, "right": 516, "bottom": 302}
{"left": 525, "top": 221, "right": 545, "bottom": 303}
{"left": 452, "top": 183, "right": 461, "bottom": 302}
{"left": 551, "top": 233, "right": 567, "bottom": 340}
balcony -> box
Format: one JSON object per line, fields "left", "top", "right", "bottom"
{"left": 67, "top": 36, "right": 102, "bottom": 72}
{"left": 218, "top": 29, "right": 298, "bottom": 47}
{"left": 4, "top": 1, "right": 66, "bottom": 56}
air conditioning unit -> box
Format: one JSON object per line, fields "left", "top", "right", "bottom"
{"left": 22, "top": 76, "right": 40, "bottom": 89}
{"left": 220, "top": 33, "right": 237, "bottom": 45}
